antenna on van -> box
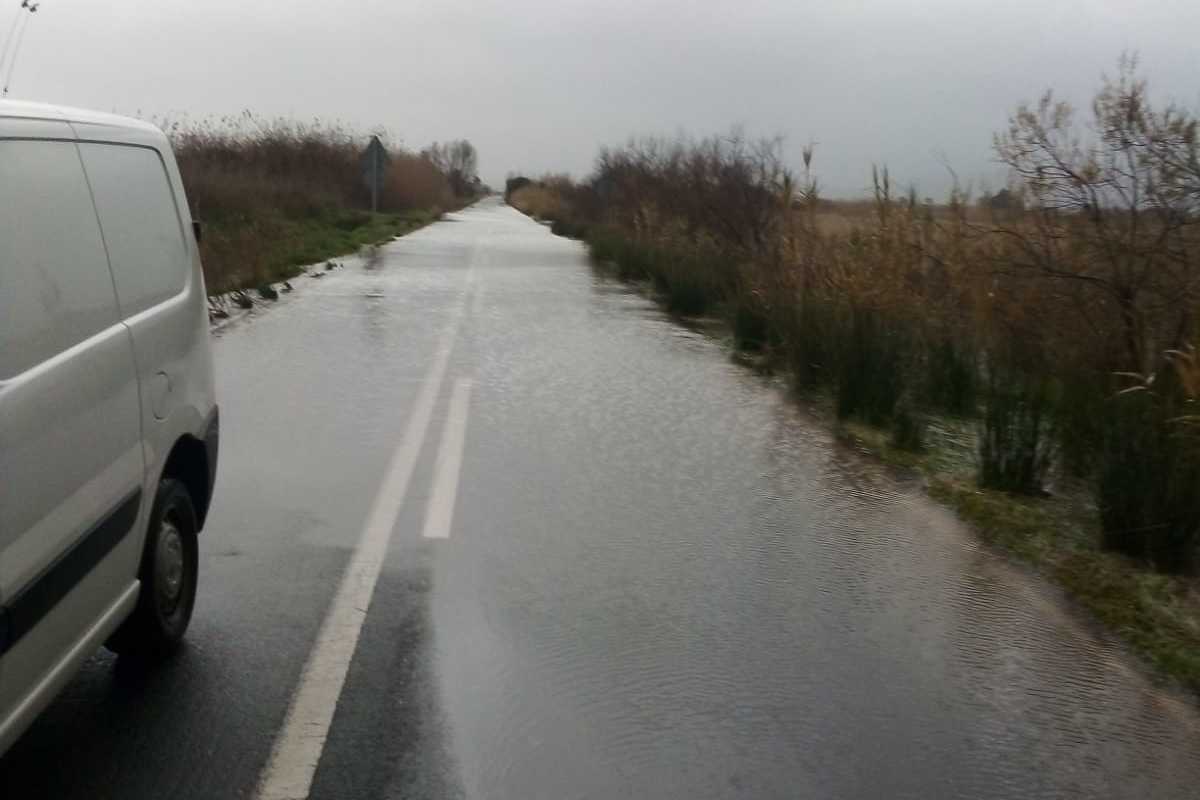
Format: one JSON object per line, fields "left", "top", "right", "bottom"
{"left": 0, "top": 5, "right": 24, "bottom": 84}
{"left": 0, "top": 0, "right": 40, "bottom": 98}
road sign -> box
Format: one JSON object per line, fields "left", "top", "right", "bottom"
{"left": 361, "top": 135, "right": 390, "bottom": 212}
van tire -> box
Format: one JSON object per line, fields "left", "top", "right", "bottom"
{"left": 106, "top": 479, "right": 199, "bottom": 658}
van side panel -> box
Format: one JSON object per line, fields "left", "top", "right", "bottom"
{"left": 0, "top": 138, "right": 144, "bottom": 733}
{"left": 76, "top": 139, "right": 215, "bottom": 514}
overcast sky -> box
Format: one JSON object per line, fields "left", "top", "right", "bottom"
{"left": 6, "top": 0, "right": 1198, "bottom": 197}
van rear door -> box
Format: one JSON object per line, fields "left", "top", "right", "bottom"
{"left": 0, "top": 125, "right": 143, "bottom": 727}
{"left": 76, "top": 142, "right": 198, "bottom": 485}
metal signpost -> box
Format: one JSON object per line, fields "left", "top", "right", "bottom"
{"left": 361, "top": 135, "right": 389, "bottom": 213}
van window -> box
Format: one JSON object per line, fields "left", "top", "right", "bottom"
{"left": 79, "top": 143, "right": 188, "bottom": 317}
{"left": 0, "top": 140, "right": 119, "bottom": 379}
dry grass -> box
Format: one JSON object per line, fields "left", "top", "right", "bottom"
{"left": 809, "top": 199, "right": 993, "bottom": 236}
{"left": 509, "top": 182, "right": 571, "bottom": 221}
{"left": 384, "top": 153, "right": 458, "bottom": 211}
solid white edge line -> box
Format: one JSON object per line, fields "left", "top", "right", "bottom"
{"left": 255, "top": 309, "right": 464, "bottom": 800}
{"left": 421, "top": 378, "right": 473, "bottom": 540}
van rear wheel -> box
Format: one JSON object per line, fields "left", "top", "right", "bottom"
{"left": 106, "top": 479, "right": 199, "bottom": 658}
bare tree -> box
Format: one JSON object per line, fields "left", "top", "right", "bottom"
{"left": 993, "top": 56, "right": 1200, "bottom": 375}
{"left": 422, "top": 140, "right": 478, "bottom": 197}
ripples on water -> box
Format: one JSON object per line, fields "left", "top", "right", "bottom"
{"left": 427, "top": 203, "right": 1200, "bottom": 800}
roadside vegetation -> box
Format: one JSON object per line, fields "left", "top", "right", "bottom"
{"left": 167, "top": 113, "right": 482, "bottom": 301}
{"left": 508, "top": 59, "right": 1200, "bottom": 692}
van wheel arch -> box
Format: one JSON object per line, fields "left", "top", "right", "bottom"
{"left": 161, "top": 435, "right": 212, "bottom": 531}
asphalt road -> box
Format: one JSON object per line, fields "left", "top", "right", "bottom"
{"left": 3, "top": 197, "right": 1200, "bottom": 799}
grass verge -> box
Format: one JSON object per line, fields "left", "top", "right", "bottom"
{"left": 202, "top": 207, "right": 440, "bottom": 295}
{"left": 268, "top": 208, "right": 438, "bottom": 275}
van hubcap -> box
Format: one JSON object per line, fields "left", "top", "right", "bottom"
{"left": 156, "top": 520, "right": 185, "bottom": 615}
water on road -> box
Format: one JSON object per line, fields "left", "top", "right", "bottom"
{"left": 3, "top": 197, "right": 1199, "bottom": 799}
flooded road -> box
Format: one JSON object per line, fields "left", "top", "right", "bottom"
{"left": 3, "top": 197, "right": 1200, "bottom": 798}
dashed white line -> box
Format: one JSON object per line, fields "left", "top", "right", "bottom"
{"left": 421, "top": 377, "right": 473, "bottom": 540}
{"left": 256, "top": 306, "right": 465, "bottom": 800}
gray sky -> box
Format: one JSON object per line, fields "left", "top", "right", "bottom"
{"left": 8, "top": 0, "right": 1199, "bottom": 197}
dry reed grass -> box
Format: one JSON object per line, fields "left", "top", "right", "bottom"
{"left": 164, "top": 113, "right": 474, "bottom": 294}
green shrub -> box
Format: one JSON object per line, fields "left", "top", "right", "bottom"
{"left": 663, "top": 274, "right": 712, "bottom": 315}
{"left": 551, "top": 219, "right": 588, "bottom": 239}
{"left": 783, "top": 296, "right": 835, "bottom": 389}
{"left": 733, "top": 302, "right": 772, "bottom": 351}
{"left": 835, "top": 308, "right": 909, "bottom": 425}
{"left": 1098, "top": 385, "right": 1200, "bottom": 572}
{"left": 892, "top": 398, "right": 928, "bottom": 452}
{"left": 586, "top": 228, "right": 621, "bottom": 264}
{"left": 333, "top": 211, "right": 371, "bottom": 231}
{"left": 926, "top": 338, "right": 978, "bottom": 416}
{"left": 1054, "top": 372, "right": 1107, "bottom": 478}
{"left": 615, "top": 242, "right": 653, "bottom": 281}
{"left": 657, "top": 248, "right": 723, "bottom": 315}
{"left": 978, "top": 367, "right": 1055, "bottom": 494}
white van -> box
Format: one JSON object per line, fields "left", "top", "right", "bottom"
{"left": 0, "top": 101, "right": 218, "bottom": 755}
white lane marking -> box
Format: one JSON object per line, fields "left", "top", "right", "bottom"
{"left": 471, "top": 284, "right": 485, "bottom": 315}
{"left": 422, "top": 378, "right": 473, "bottom": 540}
{"left": 256, "top": 305, "right": 467, "bottom": 800}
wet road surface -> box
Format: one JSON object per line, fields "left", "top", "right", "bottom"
{"left": 3, "top": 197, "right": 1200, "bottom": 798}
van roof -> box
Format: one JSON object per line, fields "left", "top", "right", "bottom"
{"left": 0, "top": 98, "right": 160, "bottom": 135}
